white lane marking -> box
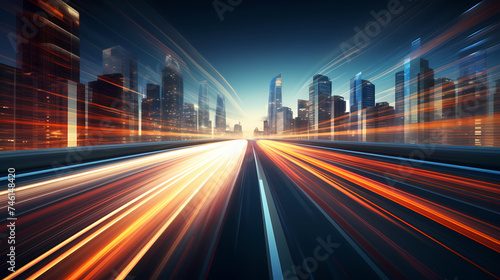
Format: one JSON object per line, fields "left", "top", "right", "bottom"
{"left": 253, "top": 148, "right": 284, "bottom": 280}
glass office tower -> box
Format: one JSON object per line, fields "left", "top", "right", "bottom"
{"left": 309, "top": 74, "right": 332, "bottom": 139}
{"left": 161, "top": 55, "right": 184, "bottom": 141}
{"left": 268, "top": 74, "right": 282, "bottom": 134}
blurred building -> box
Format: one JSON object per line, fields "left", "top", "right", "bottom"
{"left": 403, "top": 39, "right": 434, "bottom": 144}
{"left": 0, "top": 64, "right": 18, "bottom": 151}
{"left": 162, "top": 55, "right": 183, "bottom": 141}
{"left": 298, "top": 99, "right": 308, "bottom": 120}
{"left": 254, "top": 127, "right": 264, "bottom": 138}
{"left": 277, "top": 107, "right": 293, "bottom": 135}
{"left": 263, "top": 120, "right": 269, "bottom": 135}
{"left": 103, "top": 46, "right": 139, "bottom": 142}
{"left": 373, "top": 102, "right": 395, "bottom": 143}
{"left": 182, "top": 103, "right": 197, "bottom": 140}
{"left": 142, "top": 84, "right": 161, "bottom": 142}
{"left": 15, "top": 0, "right": 85, "bottom": 149}
{"left": 215, "top": 93, "right": 226, "bottom": 134}
{"left": 456, "top": 48, "right": 488, "bottom": 146}
{"left": 198, "top": 80, "right": 210, "bottom": 137}
{"left": 350, "top": 73, "right": 375, "bottom": 142}
{"left": 433, "top": 78, "right": 456, "bottom": 145}
{"left": 268, "top": 74, "right": 282, "bottom": 134}
{"left": 331, "top": 95, "right": 346, "bottom": 141}
{"left": 309, "top": 74, "right": 332, "bottom": 139}
{"left": 394, "top": 71, "right": 405, "bottom": 143}
{"left": 493, "top": 79, "right": 500, "bottom": 147}
{"left": 233, "top": 122, "right": 243, "bottom": 138}
{"left": 88, "top": 74, "right": 132, "bottom": 144}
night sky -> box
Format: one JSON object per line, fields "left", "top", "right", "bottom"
{"left": 1, "top": 0, "right": 499, "bottom": 136}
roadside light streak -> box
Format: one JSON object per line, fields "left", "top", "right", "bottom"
{"left": 0, "top": 141, "right": 231, "bottom": 198}
{"left": 68, "top": 153, "right": 231, "bottom": 280}
{"left": 105, "top": 141, "right": 247, "bottom": 280}
{"left": 5, "top": 147, "right": 223, "bottom": 279}
{"left": 257, "top": 141, "right": 500, "bottom": 254}
{"left": 5, "top": 140, "right": 247, "bottom": 280}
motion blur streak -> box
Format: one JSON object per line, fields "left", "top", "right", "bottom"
{"left": 257, "top": 140, "right": 500, "bottom": 279}
{"left": 3, "top": 140, "right": 247, "bottom": 280}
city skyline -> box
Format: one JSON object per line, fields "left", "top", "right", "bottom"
{"left": 0, "top": 0, "right": 499, "bottom": 146}
{"left": 1, "top": 0, "right": 499, "bottom": 139}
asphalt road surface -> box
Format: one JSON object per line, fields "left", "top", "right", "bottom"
{"left": 1, "top": 140, "right": 499, "bottom": 279}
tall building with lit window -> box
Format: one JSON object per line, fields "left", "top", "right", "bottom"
{"left": 309, "top": 74, "right": 332, "bottom": 139}
{"left": 268, "top": 74, "right": 282, "bottom": 134}
{"left": 0, "top": 64, "right": 18, "bottom": 151}
{"left": 161, "top": 55, "right": 183, "bottom": 141}
{"left": 88, "top": 74, "right": 129, "bottom": 144}
{"left": 142, "top": 83, "right": 161, "bottom": 142}
{"left": 403, "top": 39, "right": 434, "bottom": 144}
{"left": 493, "top": 79, "right": 500, "bottom": 147}
{"left": 294, "top": 99, "right": 309, "bottom": 137}
{"left": 350, "top": 72, "right": 375, "bottom": 142}
{"left": 183, "top": 103, "right": 197, "bottom": 139}
{"left": 103, "top": 46, "right": 139, "bottom": 142}
{"left": 16, "top": 0, "right": 85, "bottom": 149}
{"left": 298, "top": 99, "right": 308, "bottom": 121}
{"left": 198, "top": 81, "right": 210, "bottom": 128}
{"left": 373, "top": 102, "right": 395, "bottom": 143}
{"left": 433, "top": 78, "right": 456, "bottom": 145}
{"left": 394, "top": 71, "right": 405, "bottom": 143}
{"left": 331, "top": 95, "right": 347, "bottom": 141}
{"left": 277, "top": 106, "right": 293, "bottom": 134}
{"left": 456, "top": 47, "right": 488, "bottom": 146}
{"left": 215, "top": 93, "right": 226, "bottom": 134}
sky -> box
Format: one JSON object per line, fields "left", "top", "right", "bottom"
{"left": 1, "top": 0, "right": 499, "bottom": 138}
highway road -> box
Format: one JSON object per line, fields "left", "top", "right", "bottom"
{"left": 1, "top": 140, "right": 499, "bottom": 279}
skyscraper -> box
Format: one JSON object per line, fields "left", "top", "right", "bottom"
{"left": 268, "top": 74, "right": 282, "bottom": 134}
{"left": 103, "top": 46, "right": 139, "bottom": 142}
{"left": 373, "top": 102, "right": 395, "bottom": 143}
{"left": 198, "top": 80, "right": 210, "bottom": 132}
{"left": 350, "top": 73, "right": 375, "bottom": 142}
{"left": 183, "top": 103, "right": 197, "bottom": 140}
{"left": 277, "top": 107, "right": 293, "bottom": 134}
{"left": 494, "top": 79, "right": 500, "bottom": 147}
{"left": 234, "top": 122, "right": 243, "bottom": 137}
{"left": 142, "top": 84, "right": 161, "bottom": 142}
{"left": 456, "top": 47, "right": 488, "bottom": 146}
{"left": 0, "top": 64, "right": 18, "bottom": 151}
{"left": 18, "top": 0, "right": 80, "bottom": 83}
{"left": 161, "top": 55, "right": 183, "bottom": 141}
{"left": 88, "top": 74, "right": 129, "bottom": 144}
{"left": 404, "top": 39, "right": 434, "bottom": 144}
{"left": 394, "top": 71, "right": 405, "bottom": 143}
{"left": 215, "top": 93, "right": 226, "bottom": 134}
{"left": 331, "top": 95, "right": 347, "bottom": 141}
{"left": 433, "top": 78, "right": 456, "bottom": 145}
{"left": 309, "top": 74, "right": 332, "bottom": 139}
{"left": 298, "top": 99, "right": 308, "bottom": 121}
{"left": 16, "top": 0, "right": 85, "bottom": 149}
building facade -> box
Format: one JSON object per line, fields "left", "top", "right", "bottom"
{"left": 161, "top": 55, "right": 184, "bottom": 141}
{"left": 268, "top": 74, "right": 282, "bottom": 134}
{"left": 309, "top": 74, "right": 332, "bottom": 139}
